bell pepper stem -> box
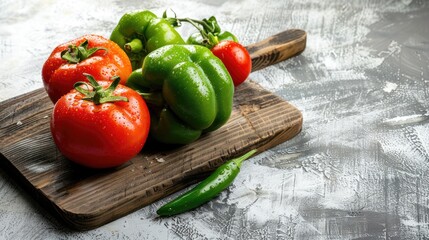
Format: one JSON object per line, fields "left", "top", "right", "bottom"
{"left": 124, "top": 38, "right": 143, "bottom": 53}
{"left": 138, "top": 91, "right": 165, "bottom": 107}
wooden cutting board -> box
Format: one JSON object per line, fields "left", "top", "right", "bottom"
{"left": 0, "top": 29, "right": 306, "bottom": 230}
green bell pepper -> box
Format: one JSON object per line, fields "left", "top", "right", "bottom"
{"left": 127, "top": 44, "right": 234, "bottom": 144}
{"left": 110, "top": 10, "right": 185, "bottom": 70}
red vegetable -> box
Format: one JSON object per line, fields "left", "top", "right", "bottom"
{"left": 50, "top": 74, "right": 150, "bottom": 168}
{"left": 211, "top": 40, "right": 252, "bottom": 87}
{"left": 42, "top": 34, "right": 132, "bottom": 103}
{"left": 166, "top": 15, "right": 252, "bottom": 87}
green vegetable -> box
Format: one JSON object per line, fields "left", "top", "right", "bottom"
{"left": 127, "top": 44, "right": 234, "bottom": 144}
{"left": 110, "top": 10, "right": 185, "bottom": 70}
{"left": 157, "top": 149, "right": 257, "bottom": 216}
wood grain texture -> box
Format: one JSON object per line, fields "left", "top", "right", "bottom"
{"left": 2, "top": 0, "right": 428, "bottom": 239}
{"left": 0, "top": 80, "right": 302, "bottom": 230}
{"left": 246, "top": 29, "right": 306, "bottom": 72}
{"left": 0, "top": 29, "right": 305, "bottom": 230}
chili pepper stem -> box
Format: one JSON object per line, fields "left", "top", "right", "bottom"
{"left": 156, "top": 149, "right": 257, "bottom": 216}
{"left": 232, "top": 149, "right": 257, "bottom": 166}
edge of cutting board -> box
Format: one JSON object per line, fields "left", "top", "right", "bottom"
{"left": 0, "top": 80, "right": 302, "bottom": 230}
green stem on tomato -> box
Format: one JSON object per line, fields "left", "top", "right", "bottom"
{"left": 177, "top": 18, "right": 220, "bottom": 48}
{"left": 74, "top": 74, "right": 128, "bottom": 105}
{"left": 177, "top": 18, "right": 213, "bottom": 33}
{"left": 61, "top": 39, "right": 107, "bottom": 64}
{"left": 162, "top": 10, "right": 222, "bottom": 48}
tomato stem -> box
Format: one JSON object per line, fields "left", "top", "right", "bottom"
{"left": 163, "top": 11, "right": 221, "bottom": 48}
{"left": 178, "top": 18, "right": 220, "bottom": 48}
{"left": 61, "top": 39, "right": 107, "bottom": 64}
{"left": 74, "top": 74, "right": 128, "bottom": 105}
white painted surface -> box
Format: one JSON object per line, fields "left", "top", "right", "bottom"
{"left": 1, "top": 0, "right": 429, "bottom": 239}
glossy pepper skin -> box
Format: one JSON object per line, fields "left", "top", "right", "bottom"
{"left": 157, "top": 150, "right": 257, "bottom": 216}
{"left": 110, "top": 10, "right": 185, "bottom": 70}
{"left": 128, "top": 44, "right": 234, "bottom": 144}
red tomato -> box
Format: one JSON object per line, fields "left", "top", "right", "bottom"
{"left": 211, "top": 40, "right": 252, "bottom": 86}
{"left": 50, "top": 79, "right": 150, "bottom": 168}
{"left": 42, "top": 34, "right": 132, "bottom": 103}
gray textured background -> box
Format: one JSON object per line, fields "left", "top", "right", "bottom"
{"left": 1, "top": 0, "right": 429, "bottom": 239}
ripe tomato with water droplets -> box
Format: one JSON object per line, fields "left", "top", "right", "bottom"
{"left": 210, "top": 40, "right": 252, "bottom": 87}
{"left": 50, "top": 78, "right": 150, "bottom": 168}
{"left": 42, "top": 34, "right": 132, "bottom": 103}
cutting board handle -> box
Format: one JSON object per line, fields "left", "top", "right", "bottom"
{"left": 246, "top": 29, "right": 307, "bottom": 72}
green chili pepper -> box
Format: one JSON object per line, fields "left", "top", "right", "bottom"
{"left": 110, "top": 10, "right": 185, "bottom": 70}
{"left": 127, "top": 44, "right": 234, "bottom": 144}
{"left": 157, "top": 149, "right": 257, "bottom": 216}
